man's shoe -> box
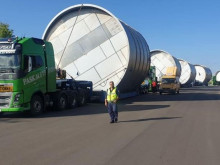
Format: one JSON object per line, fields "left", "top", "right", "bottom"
{"left": 110, "top": 120, "right": 114, "bottom": 123}
{"left": 115, "top": 118, "right": 118, "bottom": 123}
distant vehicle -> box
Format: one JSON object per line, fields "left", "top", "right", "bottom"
{"left": 159, "top": 67, "right": 180, "bottom": 95}
{"left": 140, "top": 66, "right": 157, "bottom": 94}
{"left": 0, "top": 38, "right": 93, "bottom": 115}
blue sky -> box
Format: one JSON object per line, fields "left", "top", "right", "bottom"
{"left": 1, "top": 0, "right": 220, "bottom": 73}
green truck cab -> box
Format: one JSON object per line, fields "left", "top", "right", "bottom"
{"left": 140, "top": 66, "right": 157, "bottom": 94}
{"left": 0, "top": 38, "right": 92, "bottom": 115}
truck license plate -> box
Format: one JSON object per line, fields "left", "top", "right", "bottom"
{"left": 0, "top": 86, "right": 13, "bottom": 92}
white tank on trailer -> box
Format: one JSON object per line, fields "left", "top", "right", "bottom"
{"left": 194, "top": 65, "right": 212, "bottom": 86}
{"left": 178, "top": 59, "right": 196, "bottom": 86}
{"left": 43, "top": 4, "right": 150, "bottom": 93}
{"left": 150, "top": 50, "right": 181, "bottom": 81}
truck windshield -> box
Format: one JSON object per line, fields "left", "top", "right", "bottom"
{"left": 0, "top": 53, "right": 21, "bottom": 72}
{"left": 162, "top": 78, "right": 176, "bottom": 84}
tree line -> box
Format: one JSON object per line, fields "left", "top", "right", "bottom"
{"left": 0, "top": 22, "right": 13, "bottom": 38}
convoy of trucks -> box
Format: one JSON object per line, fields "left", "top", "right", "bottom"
{"left": 0, "top": 38, "right": 92, "bottom": 115}
{"left": 0, "top": 4, "right": 214, "bottom": 116}
{"left": 0, "top": 37, "right": 212, "bottom": 115}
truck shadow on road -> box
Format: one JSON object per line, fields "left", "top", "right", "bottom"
{"left": 0, "top": 104, "right": 170, "bottom": 119}
{"left": 41, "top": 104, "right": 170, "bottom": 118}
{"left": 127, "top": 92, "right": 220, "bottom": 102}
{"left": 119, "top": 117, "right": 182, "bottom": 123}
{"left": 182, "top": 86, "right": 220, "bottom": 92}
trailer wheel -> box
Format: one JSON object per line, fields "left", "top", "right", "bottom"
{"left": 79, "top": 91, "right": 87, "bottom": 106}
{"left": 30, "top": 95, "right": 44, "bottom": 115}
{"left": 69, "top": 94, "right": 77, "bottom": 109}
{"left": 56, "top": 94, "right": 68, "bottom": 110}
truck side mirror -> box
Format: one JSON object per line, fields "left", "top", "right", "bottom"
{"left": 28, "top": 56, "right": 32, "bottom": 72}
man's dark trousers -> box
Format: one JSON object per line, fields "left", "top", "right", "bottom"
{"left": 107, "top": 102, "right": 118, "bottom": 121}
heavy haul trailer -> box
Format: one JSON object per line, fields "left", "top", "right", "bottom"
{"left": 0, "top": 38, "right": 92, "bottom": 115}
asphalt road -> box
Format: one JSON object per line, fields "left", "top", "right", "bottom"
{"left": 0, "top": 86, "right": 220, "bottom": 165}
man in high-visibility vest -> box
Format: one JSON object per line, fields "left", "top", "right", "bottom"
{"left": 105, "top": 81, "right": 119, "bottom": 123}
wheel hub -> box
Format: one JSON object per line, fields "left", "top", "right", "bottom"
{"left": 34, "top": 101, "right": 41, "bottom": 112}
{"left": 60, "top": 97, "right": 66, "bottom": 108}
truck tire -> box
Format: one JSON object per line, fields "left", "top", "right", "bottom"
{"left": 56, "top": 94, "right": 68, "bottom": 110}
{"left": 30, "top": 95, "right": 44, "bottom": 115}
{"left": 69, "top": 94, "right": 78, "bottom": 109}
{"left": 78, "top": 91, "right": 87, "bottom": 106}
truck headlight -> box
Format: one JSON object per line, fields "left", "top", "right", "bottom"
{"left": 14, "top": 93, "right": 21, "bottom": 103}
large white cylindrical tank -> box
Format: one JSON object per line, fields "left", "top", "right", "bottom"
{"left": 150, "top": 50, "right": 181, "bottom": 81}
{"left": 215, "top": 71, "right": 220, "bottom": 82}
{"left": 178, "top": 59, "right": 196, "bottom": 85}
{"left": 43, "top": 4, "right": 150, "bottom": 92}
{"left": 194, "top": 65, "right": 212, "bottom": 85}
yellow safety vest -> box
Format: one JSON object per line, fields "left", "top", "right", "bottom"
{"left": 107, "top": 87, "right": 118, "bottom": 102}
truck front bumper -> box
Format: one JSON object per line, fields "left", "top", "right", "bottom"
{"left": 159, "top": 89, "right": 175, "bottom": 93}
{"left": 0, "top": 104, "right": 30, "bottom": 112}
{"left": 0, "top": 107, "right": 24, "bottom": 112}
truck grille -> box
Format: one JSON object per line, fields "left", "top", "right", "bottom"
{"left": 0, "top": 92, "right": 12, "bottom": 109}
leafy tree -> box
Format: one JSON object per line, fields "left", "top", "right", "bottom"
{"left": 0, "top": 22, "right": 13, "bottom": 38}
